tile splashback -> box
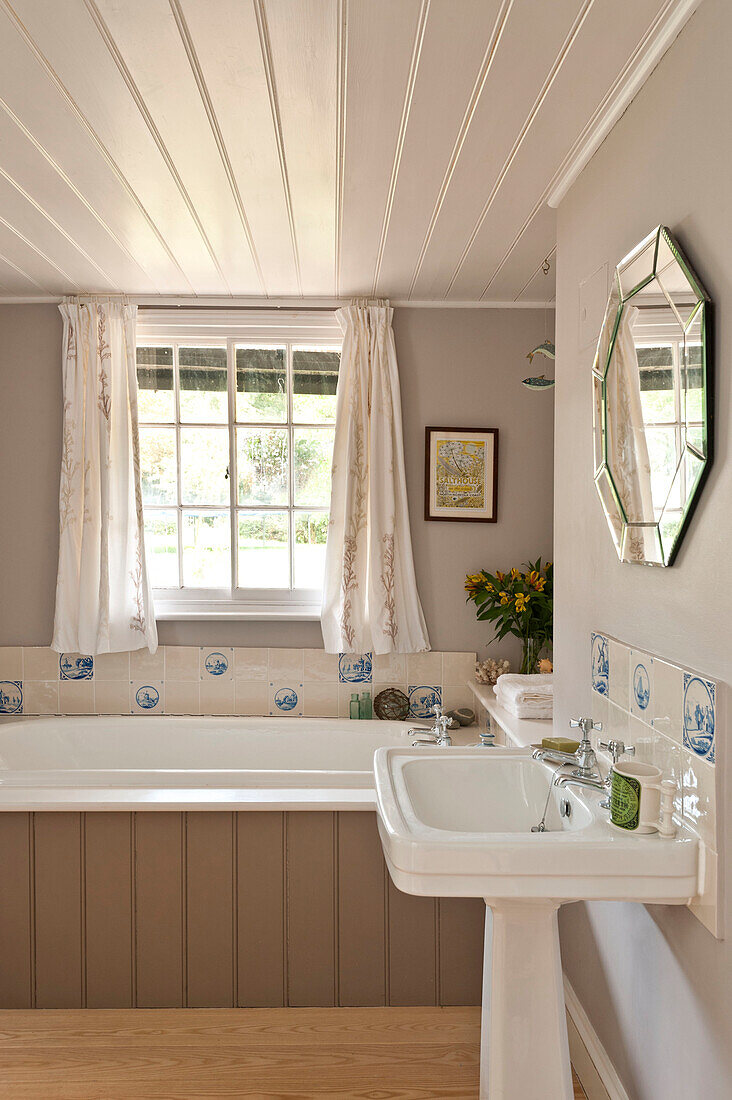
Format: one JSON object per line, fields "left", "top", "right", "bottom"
{"left": 0, "top": 646, "right": 476, "bottom": 720}
{"left": 590, "top": 631, "right": 719, "bottom": 855}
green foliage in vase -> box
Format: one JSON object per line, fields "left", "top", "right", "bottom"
{"left": 465, "top": 558, "right": 553, "bottom": 672}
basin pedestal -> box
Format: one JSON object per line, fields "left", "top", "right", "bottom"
{"left": 480, "top": 899, "right": 571, "bottom": 1100}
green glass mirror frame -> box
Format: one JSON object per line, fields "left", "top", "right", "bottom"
{"left": 592, "top": 226, "right": 713, "bottom": 567}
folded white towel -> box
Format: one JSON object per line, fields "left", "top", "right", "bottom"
{"left": 498, "top": 699, "right": 553, "bottom": 720}
{"left": 496, "top": 673, "right": 553, "bottom": 708}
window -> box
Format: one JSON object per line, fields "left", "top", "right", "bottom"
{"left": 136, "top": 311, "right": 341, "bottom": 618}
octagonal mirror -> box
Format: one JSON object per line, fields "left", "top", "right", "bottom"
{"left": 593, "top": 226, "right": 712, "bottom": 566}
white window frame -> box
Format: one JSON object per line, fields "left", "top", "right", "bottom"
{"left": 136, "top": 309, "right": 341, "bottom": 620}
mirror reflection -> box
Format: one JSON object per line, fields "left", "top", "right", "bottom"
{"left": 593, "top": 226, "right": 711, "bottom": 566}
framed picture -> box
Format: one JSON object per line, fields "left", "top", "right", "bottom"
{"left": 424, "top": 426, "right": 498, "bottom": 522}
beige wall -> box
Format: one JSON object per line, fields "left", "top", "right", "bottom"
{"left": 0, "top": 303, "right": 553, "bottom": 657}
{"left": 555, "top": 1, "right": 732, "bottom": 1096}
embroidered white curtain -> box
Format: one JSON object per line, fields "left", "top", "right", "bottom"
{"left": 52, "top": 298, "right": 157, "bottom": 655}
{"left": 321, "top": 302, "right": 429, "bottom": 654}
{"left": 606, "top": 304, "right": 654, "bottom": 560}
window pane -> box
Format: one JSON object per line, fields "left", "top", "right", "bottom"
{"left": 236, "top": 346, "right": 287, "bottom": 422}
{"left": 638, "top": 345, "right": 675, "bottom": 423}
{"left": 182, "top": 511, "right": 230, "bottom": 587}
{"left": 140, "top": 427, "right": 177, "bottom": 504}
{"left": 144, "top": 510, "right": 178, "bottom": 588}
{"left": 237, "top": 427, "right": 289, "bottom": 505}
{"left": 137, "top": 346, "right": 174, "bottom": 422}
{"left": 292, "top": 347, "right": 340, "bottom": 422}
{"left": 294, "top": 512, "right": 328, "bottom": 589}
{"left": 179, "top": 346, "right": 228, "bottom": 422}
{"left": 181, "top": 427, "right": 229, "bottom": 505}
{"left": 294, "top": 427, "right": 334, "bottom": 506}
{"left": 238, "top": 511, "right": 289, "bottom": 588}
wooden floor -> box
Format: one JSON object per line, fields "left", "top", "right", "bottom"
{"left": 0, "top": 1007, "right": 588, "bottom": 1099}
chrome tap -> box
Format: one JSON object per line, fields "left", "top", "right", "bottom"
{"left": 531, "top": 716, "right": 603, "bottom": 779}
{"left": 410, "top": 704, "right": 453, "bottom": 747}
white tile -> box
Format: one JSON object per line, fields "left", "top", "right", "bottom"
{"left": 629, "top": 651, "right": 654, "bottom": 722}
{"left": 0, "top": 647, "right": 23, "bottom": 680}
{"left": 234, "top": 648, "right": 269, "bottom": 681}
{"left": 22, "top": 680, "right": 59, "bottom": 715}
{"left": 407, "top": 652, "right": 443, "bottom": 684}
{"left": 442, "top": 684, "right": 474, "bottom": 712}
{"left": 268, "top": 649, "right": 304, "bottom": 681}
{"left": 338, "top": 652, "right": 373, "bottom": 684}
{"left": 408, "top": 685, "right": 442, "bottom": 719}
{"left": 59, "top": 653, "right": 94, "bottom": 680}
{"left": 682, "top": 750, "right": 716, "bottom": 848}
{"left": 0, "top": 680, "right": 23, "bottom": 715}
{"left": 372, "top": 653, "right": 406, "bottom": 684}
{"left": 629, "top": 715, "right": 656, "bottom": 765}
{"left": 442, "top": 652, "right": 476, "bottom": 685}
{"left": 94, "top": 681, "right": 130, "bottom": 714}
{"left": 682, "top": 673, "right": 716, "bottom": 765}
{"left": 339, "top": 683, "right": 362, "bottom": 718}
{"left": 200, "top": 647, "right": 233, "bottom": 681}
{"left": 200, "top": 678, "right": 235, "bottom": 714}
{"left": 130, "top": 648, "right": 165, "bottom": 679}
{"left": 131, "top": 680, "right": 164, "bottom": 714}
{"left": 22, "top": 647, "right": 58, "bottom": 681}
{"left": 590, "top": 633, "right": 609, "bottom": 697}
{"left": 165, "top": 681, "right": 200, "bottom": 715}
{"left": 652, "top": 659, "right": 683, "bottom": 743}
{"left": 269, "top": 681, "right": 303, "bottom": 716}
{"left": 303, "top": 682, "right": 339, "bottom": 717}
{"left": 608, "top": 638, "right": 629, "bottom": 708}
{"left": 234, "top": 681, "right": 268, "bottom": 715}
{"left": 303, "top": 649, "right": 339, "bottom": 682}
{"left": 164, "top": 646, "right": 199, "bottom": 681}
{"left": 59, "top": 680, "right": 94, "bottom": 713}
{"left": 94, "top": 651, "right": 131, "bottom": 681}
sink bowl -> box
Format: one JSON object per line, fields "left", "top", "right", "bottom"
{"left": 375, "top": 747, "right": 698, "bottom": 902}
{"left": 374, "top": 747, "right": 699, "bottom": 1099}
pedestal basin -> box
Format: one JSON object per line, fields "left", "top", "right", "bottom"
{"left": 374, "top": 747, "right": 699, "bottom": 1099}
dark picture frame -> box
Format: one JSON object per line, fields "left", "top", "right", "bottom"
{"left": 424, "top": 426, "right": 499, "bottom": 523}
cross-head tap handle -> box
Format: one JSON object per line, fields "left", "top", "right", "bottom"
{"left": 569, "top": 716, "right": 603, "bottom": 737}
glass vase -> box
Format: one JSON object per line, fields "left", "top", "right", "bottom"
{"left": 519, "top": 636, "right": 541, "bottom": 675}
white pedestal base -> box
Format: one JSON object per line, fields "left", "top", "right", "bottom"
{"left": 480, "top": 900, "right": 572, "bottom": 1100}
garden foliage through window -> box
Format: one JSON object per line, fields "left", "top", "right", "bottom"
{"left": 136, "top": 325, "right": 340, "bottom": 610}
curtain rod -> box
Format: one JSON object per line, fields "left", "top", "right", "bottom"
{"left": 0, "top": 295, "right": 555, "bottom": 310}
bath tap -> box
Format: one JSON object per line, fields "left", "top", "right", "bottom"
{"left": 409, "top": 705, "right": 452, "bottom": 747}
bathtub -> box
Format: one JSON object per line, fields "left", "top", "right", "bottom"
{"left": 0, "top": 714, "right": 434, "bottom": 811}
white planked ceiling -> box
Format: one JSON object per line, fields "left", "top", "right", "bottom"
{"left": 0, "top": 0, "right": 699, "bottom": 303}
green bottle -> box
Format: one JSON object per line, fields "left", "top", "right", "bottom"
{"left": 349, "top": 692, "right": 360, "bottom": 720}
{"left": 360, "top": 691, "right": 372, "bottom": 720}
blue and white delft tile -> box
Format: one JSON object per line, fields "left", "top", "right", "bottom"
{"left": 200, "top": 647, "right": 233, "bottom": 681}
{"left": 408, "top": 685, "right": 442, "bottom": 720}
{"left": 131, "top": 681, "right": 164, "bottom": 714}
{"left": 0, "top": 680, "right": 23, "bottom": 714}
{"left": 269, "top": 682, "right": 303, "bottom": 716}
{"left": 590, "top": 633, "right": 609, "bottom": 697}
{"left": 682, "top": 674, "right": 715, "bottom": 764}
{"left": 630, "top": 653, "right": 653, "bottom": 719}
{"left": 59, "top": 653, "right": 94, "bottom": 680}
{"left": 339, "top": 653, "right": 373, "bottom": 683}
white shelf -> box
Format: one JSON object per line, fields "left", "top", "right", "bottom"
{"left": 467, "top": 680, "right": 552, "bottom": 749}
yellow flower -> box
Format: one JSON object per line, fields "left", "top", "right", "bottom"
{"left": 510, "top": 567, "right": 520, "bottom": 580}
{"left": 496, "top": 571, "right": 505, "bottom": 583}
{"left": 500, "top": 594, "right": 510, "bottom": 605}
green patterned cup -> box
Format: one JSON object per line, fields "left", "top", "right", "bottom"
{"left": 610, "top": 761, "right": 662, "bottom": 833}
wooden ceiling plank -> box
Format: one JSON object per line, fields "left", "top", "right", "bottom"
{"left": 446, "top": 0, "right": 663, "bottom": 300}
{"left": 338, "top": 0, "right": 425, "bottom": 298}
{"left": 372, "top": 0, "right": 507, "bottom": 299}
{"left": 1, "top": 0, "right": 209, "bottom": 293}
{"left": 260, "top": 0, "right": 338, "bottom": 296}
{"left": 176, "top": 0, "right": 299, "bottom": 298}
